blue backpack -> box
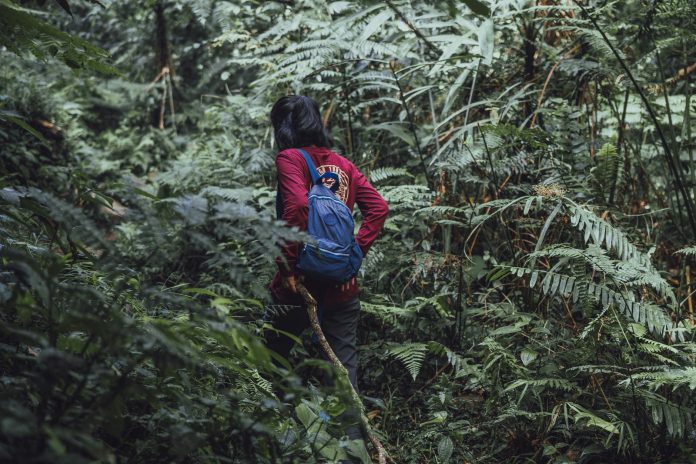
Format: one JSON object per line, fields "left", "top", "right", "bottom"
{"left": 288, "top": 149, "right": 363, "bottom": 283}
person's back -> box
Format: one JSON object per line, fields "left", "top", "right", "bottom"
{"left": 270, "top": 145, "right": 389, "bottom": 306}
{"left": 265, "top": 96, "right": 388, "bottom": 453}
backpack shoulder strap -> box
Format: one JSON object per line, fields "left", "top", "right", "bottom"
{"left": 297, "top": 149, "right": 320, "bottom": 185}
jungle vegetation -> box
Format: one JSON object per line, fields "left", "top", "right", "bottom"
{"left": 1, "top": 0, "right": 696, "bottom": 462}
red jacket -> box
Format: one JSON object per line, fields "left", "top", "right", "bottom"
{"left": 270, "top": 146, "right": 389, "bottom": 305}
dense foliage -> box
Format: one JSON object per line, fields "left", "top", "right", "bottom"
{"left": 2, "top": 0, "right": 696, "bottom": 462}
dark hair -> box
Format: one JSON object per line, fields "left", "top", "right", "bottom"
{"left": 270, "top": 95, "right": 332, "bottom": 151}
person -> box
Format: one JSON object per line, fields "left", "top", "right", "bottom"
{"left": 265, "top": 95, "right": 389, "bottom": 443}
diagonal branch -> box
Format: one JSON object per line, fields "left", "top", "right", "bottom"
{"left": 384, "top": 0, "right": 440, "bottom": 54}
{"left": 297, "top": 283, "right": 388, "bottom": 464}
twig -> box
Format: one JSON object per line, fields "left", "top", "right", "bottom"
{"left": 384, "top": 0, "right": 439, "bottom": 54}
{"left": 479, "top": 124, "right": 516, "bottom": 262}
{"left": 610, "top": 88, "right": 630, "bottom": 206}
{"left": 651, "top": 61, "right": 696, "bottom": 90}
{"left": 463, "top": 60, "right": 480, "bottom": 137}
{"left": 323, "top": 97, "right": 337, "bottom": 128}
{"left": 530, "top": 61, "right": 560, "bottom": 128}
{"left": 687, "top": 266, "right": 694, "bottom": 324}
{"left": 166, "top": 69, "right": 177, "bottom": 134}
{"left": 297, "top": 283, "right": 388, "bottom": 464}
{"left": 146, "top": 66, "right": 168, "bottom": 91}
{"left": 342, "top": 68, "right": 355, "bottom": 156}
{"left": 390, "top": 61, "right": 432, "bottom": 189}
{"left": 149, "top": 66, "right": 176, "bottom": 132}
{"left": 159, "top": 74, "right": 167, "bottom": 130}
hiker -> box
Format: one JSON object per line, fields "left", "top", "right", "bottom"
{"left": 265, "top": 95, "right": 389, "bottom": 440}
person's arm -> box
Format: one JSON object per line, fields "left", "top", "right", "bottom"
{"left": 275, "top": 150, "right": 309, "bottom": 277}
{"left": 353, "top": 166, "right": 389, "bottom": 255}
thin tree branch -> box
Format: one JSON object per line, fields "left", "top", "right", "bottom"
{"left": 384, "top": 0, "right": 440, "bottom": 54}
{"left": 297, "top": 283, "right": 389, "bottom": 464}
{"left": 390, "top": 61, "right": 433, "bottom": 188}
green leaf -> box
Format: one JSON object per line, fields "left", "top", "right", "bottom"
{"left": 0, "top": 3, "right": 117, "bottom": 75}
{"left": 170, "top": 195, "right": 208, "bottom": 225}
{"left": 295, "top": 402, "right": 317, "bottom": 429}
{"left": 359, "top": 8, "right": 392, "bottom": 42}
{"left": 420, "top": 411, "right": 447, "bottom": 427}
{"left": 461, "top": 0, "right": 491, "bottom": 17}
{"left": 387, "top": 342, "right": 428, "bottom": 380}
{"left": 490, "top": 323, "right": 525, "bottom": 336}
{"left": 1, "top": 113, "right": 48, "bottom": 144}
{"left": 477, "top": 18, "right": 494, "bottom": 65}
{"left": 54, "top": 0, "right": 73, "bottom": 16}
{"left": 535, "top": 201, "right": 563, "bottom": 252}
{"left": 345, "top": 438, "right": 372, "bottom": 464}
{"left": 520, "top": 348, "right": 538, "bottom": 366}
{"left": 523, "top": 196, "right": 534, "bottom": 215}
{"left": 366, "top": 122, "right": 415, "bottom": 146}
{"left": 437, "top": 435, "right": 454, "bottom": 463}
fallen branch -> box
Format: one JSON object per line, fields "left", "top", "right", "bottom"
{"left": 296, "top": 283, "right": 388, "bottom": 464}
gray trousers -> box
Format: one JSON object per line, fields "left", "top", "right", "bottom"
{"left": 265, "top": 296, "right": 362, "bottom": 439}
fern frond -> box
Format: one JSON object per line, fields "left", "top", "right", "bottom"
{"left": 505, "top": 377, "right": 580, "bottom": 393}
{"left": 386, "top": 342, "right": 428, "bottom": 380}
{"left": 569, "top": 206, "right": 640, "bottom": 263}
{"left": 361, "top": 301, "right": 415, "bottom": 323}
{"left": 675, "top": 246, "right": 696, "bottom": 256}
{"left": 427, "top": 341, "right": 484, "bottom": 385}
{"left": 380, "top": 185, "right": 433, "bottom": 209}
{"left": 642, "top": 390, "right": 693, "bottom": 439}
{"left": 632, "top": 367, "right": 696, "bottom": 390}
{"left": 591, "top": 142, "right": 623, "bottom": 204}
{"left": 369, "top": 167, "right": 414, "bottom": 183}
